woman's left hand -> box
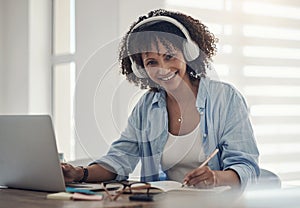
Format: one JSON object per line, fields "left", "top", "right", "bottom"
{"left": 183, "top": 166, "right": 217, "bottom": 188}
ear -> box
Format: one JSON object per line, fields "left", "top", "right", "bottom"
{"left": 131, "top": 59, "right": 148, "bottom": 78}
{"left": 183, "top": 40, "right": 200, "bottom": 62}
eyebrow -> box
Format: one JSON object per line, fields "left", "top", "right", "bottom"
{"left": 143, "top": 50, "right": 176, "bottom": 57}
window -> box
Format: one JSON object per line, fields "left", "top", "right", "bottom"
{"left": 52, "top": 0, "right": 76, "bottom": 161}
{"left": 166, "top": 0, "right": 300, "bottom": 186}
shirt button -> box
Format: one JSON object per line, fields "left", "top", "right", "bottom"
{"left": 200, "top": 111, "right": 204, "bottom": 115}
{"left": 203, "top": 133, "right": 207, "bottom": 138}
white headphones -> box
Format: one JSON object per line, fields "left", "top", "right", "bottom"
{"left": 127, "top": 16, "right": 200, "bottom": 78}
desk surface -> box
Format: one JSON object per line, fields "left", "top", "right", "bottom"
{"left": 1, "top": 187, "right": 300, "bottom": 208}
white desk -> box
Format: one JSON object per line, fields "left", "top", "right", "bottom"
{"left": 1, "top": 187, "right": 300, "bottom": 208}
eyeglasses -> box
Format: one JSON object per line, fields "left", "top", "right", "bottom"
{"left": 101, "top": 180, "right": 151, "bottom": 201}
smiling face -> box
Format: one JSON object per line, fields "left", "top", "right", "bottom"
{"left": 141, "top": 40, "right": 190, "bottom": 92}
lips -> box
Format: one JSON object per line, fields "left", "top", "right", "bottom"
{"left": 159, "top": 71, "right": 178, "bottom": 81}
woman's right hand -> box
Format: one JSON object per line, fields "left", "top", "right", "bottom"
{"left": 61, "top": 163, "right": 83, "bottom": 183}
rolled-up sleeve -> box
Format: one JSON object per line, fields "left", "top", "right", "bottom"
{"left": 217, "top": 86, "right": 260, "bottom": 189}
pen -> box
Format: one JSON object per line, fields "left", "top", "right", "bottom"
{"left": 181, "top": 148, "right": 219, "bottom": 187}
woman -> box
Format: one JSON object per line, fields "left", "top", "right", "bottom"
{"left": 62, "top": 9, "right": 259, "bottom": 191}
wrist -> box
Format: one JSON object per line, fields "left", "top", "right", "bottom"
{"left": 213, "top": 170, "right": 220, "bottom": 186}
{"left": 75, "top": 166, "right": 89, "bottom": 183}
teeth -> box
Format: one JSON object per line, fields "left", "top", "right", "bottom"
{"left": 160, "top": 73, "right": 176, "bottom": 81}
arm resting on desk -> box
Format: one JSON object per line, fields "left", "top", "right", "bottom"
{"left": 85, "top": 164, "right": 117, "bottom": 182}
{"left": 214, "top": 169, "right": 240, "bottom": 188}
{"left": 62, "top": 163, "right": 116, "bottom": 183}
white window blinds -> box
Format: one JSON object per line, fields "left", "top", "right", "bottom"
{"left": 165, "top": 0, "right": 300, "bottom": 186}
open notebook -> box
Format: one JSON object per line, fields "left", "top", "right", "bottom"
{"left": 148, "top": 181, "right": 231, "bottom": 193}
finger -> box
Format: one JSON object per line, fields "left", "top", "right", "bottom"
{"left": 61, "top": 163, "right": 68, "bottom": 169}
{"left": 203, "top": 170, "right": 216, "bottom": 187}
{"left": 203, "top": 179, "right": 215, "bottom": 189}
{"left": 189, "top": 168, "right": 215, "bottom": 185}
{"left": 61, "top": 163, "right": 73, "bottom": 173}
{"left": 191, "top": 171, "right": 216, "bottom": 188}
{"left": 61, "top": 165, "right": 69, "bottom": 174}
{"left": 60, "top": 163, "right": 69, "bottom": 168}
{"left": 184, "top": 166, "right": 207, "bottom": 183}
{"left": 203, "top": 179, "right": 212, "bottom": 187}
{"left": 188, "top": 174, "right": 208, "bottom": 186}
{"left": 191, "top": 178, "right": 214, "bottom": 189}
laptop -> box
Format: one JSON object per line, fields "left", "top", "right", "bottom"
{"left": 0, "top": 115, "right": 67, "bottom": 192}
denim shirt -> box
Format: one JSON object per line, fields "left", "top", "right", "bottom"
{"left": 93, "top": 77, "right": 260, "bottom": 190}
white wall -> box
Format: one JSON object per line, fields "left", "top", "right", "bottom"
{"left": 0, "top": 0, "right": 51, "bottom": 114}
{"left": 0, "top": 0, "right": 4, "bottom": 113}
{"left": 73, "top": 0, "right": 165, "bottom": 162}
{"left": 73, "top": 0, "right": 120, "bottom": 160}
{"left": 1, "top": 0, "right": 29, "bottom": 113}
{"left": 119, "top": 0, "right": 164, "bottom": 34}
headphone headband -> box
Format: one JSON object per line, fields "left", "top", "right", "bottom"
{"left": 130, "top": 16, "right": 192, "bottom": 43}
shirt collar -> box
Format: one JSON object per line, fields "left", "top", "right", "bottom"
{"left": 196, "top": 77, "right": 209, "bottom": 109}
{"left": 151, "top": 89, "right": 167, "bottom": 108}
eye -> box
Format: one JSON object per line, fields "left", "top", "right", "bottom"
{"left": 145, "top": 60, "right": 157, "bottom": 67}
{"left": 165, "top": 54, "right": 175, "bottom": 60}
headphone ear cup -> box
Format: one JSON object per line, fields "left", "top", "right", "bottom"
{"left": 183, "top": 40, "right": 200, "bottom": 62}
{"left": 131, "top": 61, "right": 148, "bottom": 78}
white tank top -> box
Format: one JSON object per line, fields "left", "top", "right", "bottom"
{"left": 161, "top": 123, "right": 206, "bottom": 182}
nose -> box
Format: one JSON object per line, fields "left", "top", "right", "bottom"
{"left": 157, "top": 67, "right": 171, "bottom": 75}
{"left": 156, "top": 61, "right": 171, "bottom": 75}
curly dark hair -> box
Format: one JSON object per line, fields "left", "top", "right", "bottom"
{"left": 118, "top": 9, "right": 218, "bottom": 90}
